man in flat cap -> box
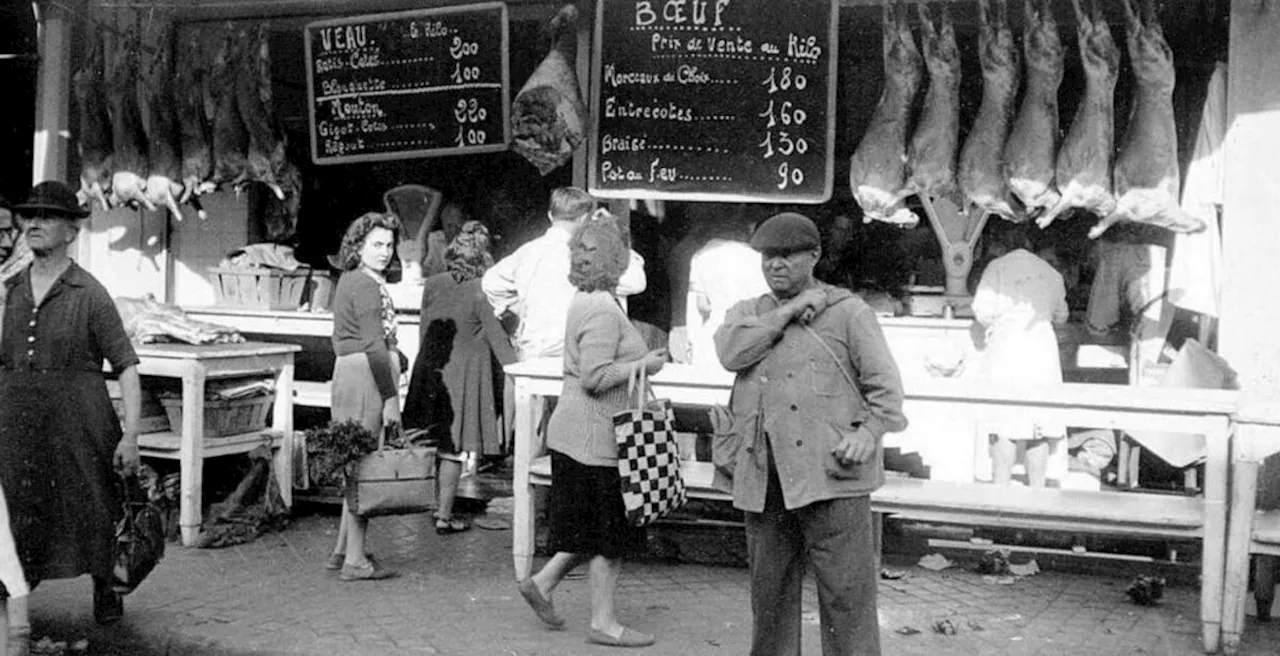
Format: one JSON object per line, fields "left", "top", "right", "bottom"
{"left": 713, "top": 211, "right": 907, "bottom": 656}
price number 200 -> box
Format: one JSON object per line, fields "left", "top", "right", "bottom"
{"left": 453, "top": 97, "right": 488, "bottom": 147}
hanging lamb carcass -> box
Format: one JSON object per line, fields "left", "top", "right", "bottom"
{"left": 905, "top": 3, "right": 961, "bottom": 201}
{"left": 958, "top": 0, "right": 1021, "bottom": 222}
{"left": 209, "top": 25, "right": 252, "bottom": 191}
{"left": 74, "top": 31, "right": 113, "bottom": 211}
{"left": 511, "top": 4, "right": 588, "bottom": 175}
{"left": 1037, "top": 0, "right": 1121, "bottom": 229}
{"left": 140, "top": 22, "right": 186, "bottom": 218}
{"left": 1090, "top": 0, "right": 1204, "bottom": 238}
{"left": 175, "top": 30, "right": 214, "bottom": 216}
{"left": 1002, "top": 0, "right": 1064, "bottom": 219}
{"left": 849, "top": 0, "right": 923, "bottom": 226}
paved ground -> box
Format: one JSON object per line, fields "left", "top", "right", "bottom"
{"left": 22, "top": 499, "right": 1280, "bottom": 656}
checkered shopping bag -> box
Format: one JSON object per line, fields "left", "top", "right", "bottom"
{"left": 614, "top": 367, "right": 687, "bottom": 527}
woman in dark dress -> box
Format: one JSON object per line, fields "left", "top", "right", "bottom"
{"left": 404, "top": 221, "right": 516, "bottom": 533}
{"left": 0, "top": 182, "right": 143, "bottom": 652}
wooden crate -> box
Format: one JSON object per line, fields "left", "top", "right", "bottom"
{"left": 160, "top": 394, "right": 275, "bottom": 438}
{"left": 210, "top": 267, "right": 310, "bottom": 311}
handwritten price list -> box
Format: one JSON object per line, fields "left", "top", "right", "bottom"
{"left": 304, "top": 2, "right": 510, "bottom": 165}
{"left": 588, "top": 0, "right": 837, "bottom": 203}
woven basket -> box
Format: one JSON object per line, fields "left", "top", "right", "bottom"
{"left": 210, "top": 267, "right": 310, "bottom": 311}
{"left": 160, "top": 394, "right": 274, "bottom": 438}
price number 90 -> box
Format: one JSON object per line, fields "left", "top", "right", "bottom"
{"left": 776, "top": 162, "right": 804, "bottom": 190}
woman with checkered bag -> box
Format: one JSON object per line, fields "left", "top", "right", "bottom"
{"left": 516, "top": 210, "right": 665, "bottom": 648}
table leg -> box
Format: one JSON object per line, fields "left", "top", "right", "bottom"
{"left": 178, "top": 363, "right": 207, "bottom": 547}
{"left": 511, "top": 378, "right": 536, "bottom": 581}
{"left": 1200, "top": 417, "right": 1229, "bottom": 654}
{"left": 1222, "top": 458, "right": 1261, "bottom": 654}
{"left": 272, "top": 355, "right": 295, "bottom": 508}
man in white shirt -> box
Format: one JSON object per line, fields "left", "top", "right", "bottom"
{"left": 685, "top": 219, "right": 767, "bottom": 370}
{"left": 482, "top": 187, "right": 647, "bottom": 361}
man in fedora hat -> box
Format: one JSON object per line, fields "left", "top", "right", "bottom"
{"left": 713, "top": 211, "right": 907, "bottom": 656}
{"left": 1, "top": 181, "right": 142, "bottom": 639}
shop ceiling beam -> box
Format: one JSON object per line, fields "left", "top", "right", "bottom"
{"left": 165, "top": 0, "right": 556, "bottom": 22}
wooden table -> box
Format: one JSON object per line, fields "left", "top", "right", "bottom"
{"left": 505, "top": 358, "right": 1239, "bottom": 653}
{"left": 133, "top": 342, "right": 300, "bottom": 546}
{"left": 1220, "top": 406, "right": 1280, "bottom": 653}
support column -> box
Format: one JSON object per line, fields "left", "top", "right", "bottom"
{"left": 30, "top": 2, "right": 79, "bottom": 262}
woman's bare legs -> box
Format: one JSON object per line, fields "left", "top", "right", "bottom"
{"left": 588, "top": 556, "right": 625, "bottom": 636}
{"left": 530, "top": 552, "right": 589, "bottom": 599}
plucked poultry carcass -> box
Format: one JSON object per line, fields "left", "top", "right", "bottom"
{"left": 175, "top": 31, "right": 214, "bottom": 216}
{"left": 237, "top": 24, "right": 288, "bottom": 201}
{"left": 905, "top": 3, "right": 961, "bottom": 200}
{"left": 106, "top": 32, "right": 154, "bottom": 211}
{"left": 958, "top": 0, "right": 1021, "bottom": 222}
{"left": 1090, "top": 0, "right": 1203, "bottom": 238}
{"left": 849, "top": 0, "right": 922, "bottom": 226}
{"left": 140, "top": 23, "right": 186, "bottom": 219}
{"left": 1002, "top": 0, "right": 1064, "bottom": 218}
{"left": 209, "top": 25, "right": 251, "bottom": 190}
{"left": 1037, "top": 0, "right": 1120, "bottom": 229}
{"left": 511, "top": 4, "right": 587, "bottom": 175}
{"left": 73, "top": 32, "right": 113, "bottom": 212}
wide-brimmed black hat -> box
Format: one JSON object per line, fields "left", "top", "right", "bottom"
{"left": 12, "top": 181, "right": 90, "bottom": 219}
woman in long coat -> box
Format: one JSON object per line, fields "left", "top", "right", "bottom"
{"left": 404, "top": 221, "right": 516, "bottom": 533}
{"left": 0, "top": 182, "right": 143, "bottom": 646}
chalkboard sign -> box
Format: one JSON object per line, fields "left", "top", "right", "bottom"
{"left": 588, "top": 0, "right": 837, "bottom": 203}
{"left": 304, "top": 3, "right": 510, "bottom": 165}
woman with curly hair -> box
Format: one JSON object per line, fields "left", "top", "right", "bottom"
{"left": 326, "top": 211, "right": 402, "bottom": 581}
{"left": 516, "top": 210, "right": 666, "bottom": 648}
{"left": 403, "top": 220, "right": 515, "bottom": 534}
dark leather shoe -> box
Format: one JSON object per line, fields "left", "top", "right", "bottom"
{"left": 338, "top": 561, "right": 398, "bottom": 582}
{"left": 93, "top": 584, "right": 124, "bottom": 625}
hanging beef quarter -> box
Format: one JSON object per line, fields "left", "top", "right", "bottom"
{"left": 511, "top": 4, "right": 588, "bottom": 176}
{"left": 1037, "top": 0, "right": 1120, "bottom": 229}
{"left": 107, "top": 31, "right": 155, "bottom": 211}
{"left": 210, "top": 25, "right": 251, "bottom": 190}
{"left": 1091, "top": 0, "right": 1203, "bottom": 238}
{"left": 1002, "top": 0, "right": 1064, "bottom": 219}
{"left": 906, "top": 3, "right": 961, "bottom": 200}
{"left": 959, "top": 0, "right": 1021, "bottom": 222}
{"left": 175, "top": 30, "right": 214, "bottom": 214}
{"left": 74, "top": 31, "right": 113, "bottom": 212}
{"left": 141, "top": 23, "right": 186, "bottom": 218}
{"left": 849, "top": 0, "right": 923, "bottom": 227}
{"left": 237, "top": 25, "right": 288, "bottom": 200}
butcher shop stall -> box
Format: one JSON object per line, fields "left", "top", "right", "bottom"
{"left": 20, "top": 0, "right": 1280, "bottom": 651}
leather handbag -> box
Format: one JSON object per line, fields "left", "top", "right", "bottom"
{"left": 111, "top": 475, "right": 166, "bottom": 594}
{"left": 346, "top": 423, "right": 438, "bottom": 518}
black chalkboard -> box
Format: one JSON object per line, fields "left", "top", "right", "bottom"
{"left": 304, "top": 3, "right": 510, "bottom": 165}
{"left": 587, "top": 0, "right": 837, "bottom": 203}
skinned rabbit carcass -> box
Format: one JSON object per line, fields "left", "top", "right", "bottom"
{"left": 237, "top": 24, "right": 288, "bottom": 200}
{"left": 511, "top": 4, "right": 588, "bottom": 175}
{"left": 106, "top": 32, "right": 154, "bottom": 211}
{"left": 175, "top": 31, "right": 214, "bottom": 217}
{"left": 849, "top": 0, "right": 923, "bottom": 226}
{"left": 1037, "top": 0, "right": 1121, "bottom": 229}
{"left": 905, "top": 3, "right": 961, "bottom": 200}
{"left": 958, "top": 0, "right": 1021, "bottom": 222}
{"left": 74, "top": 32, "right": 113, "bottom": 212}
{"left": 1090, "top": 0, "right": 1203, "bottom": 238}
{"left": 1002, "top": 0, "right": 1064, "bottom": 218}
{"left": 140, "top": 23, "right": 186, "bottom": 218}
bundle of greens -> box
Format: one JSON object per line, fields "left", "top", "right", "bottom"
{"left": 305, "top": 420, "right": 379, "bottom": 489}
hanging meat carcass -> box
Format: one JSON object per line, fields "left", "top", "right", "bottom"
{"left": 73, "top": 31, "right": 113, "bottom": 211}
{"left": 175, "top": 31, "right": 214, "bottom": 216}
{"left": 905, "top": 3, "right": 961, "bottom": 200}
{"left": 1090, "top": 0, "right": 1203, "bottom": 238}
{"left": 237, "top": 24, "right": 287, "bottom": 200}
{"left": 958, "top": 0, "right": 1021, "bottom": 221}
{"left": 1002, "top": 0, "right": 1064, "bottom": 218}
{"left": 849, "top": 0, "right": 923, "bottom": 226}
{"left": 511, "top": 4, "right": 588, "bottom": 175}
{"left": 209, "top": 25, "right": 251, "bottom": 190}
{"left": 106, "top": 31, "right": 154, "bottom": 211}
{"left": 140, "top": 23, "right": 186, "bottom": 218}
{"left": 1036, "top": 0, "right": 1120, "bottom": 229}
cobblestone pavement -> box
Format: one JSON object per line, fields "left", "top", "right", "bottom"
{"left": 23, "top": 505, "right": 1280, "bottom": 655}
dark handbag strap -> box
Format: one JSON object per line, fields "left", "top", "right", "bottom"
{"left": 801, "top": 323, "right": 859, "bottom": 398}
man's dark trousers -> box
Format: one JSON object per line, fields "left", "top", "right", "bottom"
{"left": 745, "top": 461, "right": 881, "bottom": 656}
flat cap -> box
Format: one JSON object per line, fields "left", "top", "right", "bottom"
{"left": 749, "top": 212, "right": 821, "bottom": 253}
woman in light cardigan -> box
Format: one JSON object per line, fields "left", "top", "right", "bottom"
{"left": 517, "top": 210, "right": 666, "bottom": 648}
